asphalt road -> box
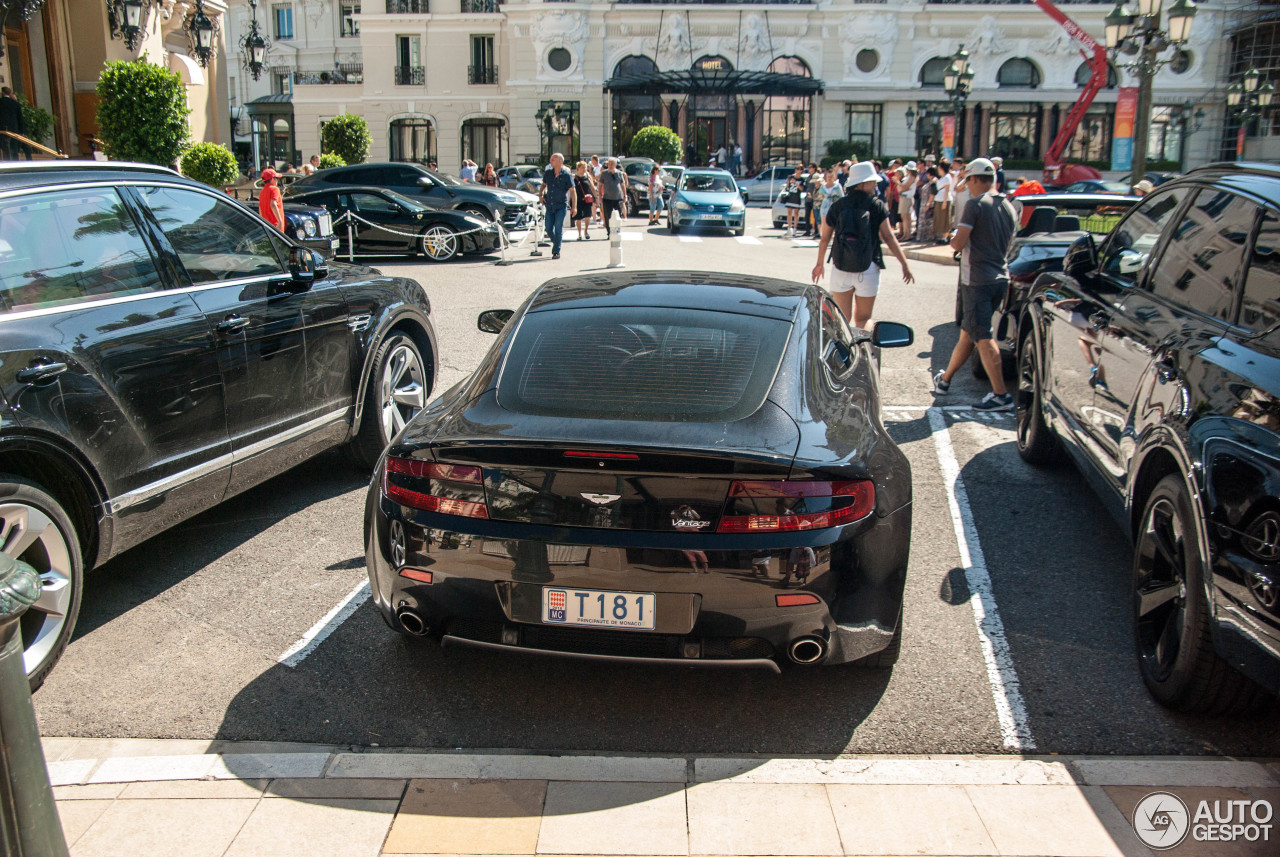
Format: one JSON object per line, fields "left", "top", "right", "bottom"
{"left": 33, "top": 208, "right": 1279, "bottom": 756}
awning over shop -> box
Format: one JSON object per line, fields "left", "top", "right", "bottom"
{"left": 246, "top": 93, "right": 294, "bottom": 114}
{"left": 603, "top": 68, "right": 823, "bottom": 98}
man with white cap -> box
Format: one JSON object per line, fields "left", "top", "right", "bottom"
{"left": 932, "top": 157, "right": 1018, "bottom": 411}
{"left": 812, "top": 161, "right": 914, "bottom": 328}
{"left": 991, "top": 156, "right": 1005, "bottom": 192}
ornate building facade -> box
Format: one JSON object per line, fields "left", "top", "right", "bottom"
{"left": 224, "top": 0, "right": 1234, "bottom": 174}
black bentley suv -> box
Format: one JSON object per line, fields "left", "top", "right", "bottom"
{"left": 0, "top": 161, "right": 437, "bottom": 688}
{"left": 1015, "top": 162, "right": 1280, "bottom": 712}
{"left": 365, "top": 271, "right": 914, "bottom": 672}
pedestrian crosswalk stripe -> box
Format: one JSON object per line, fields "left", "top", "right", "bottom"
{"left": 734, "top": 235, "right": 762, "bottom": 245}
{"left": 620, "top": 232, "right": 643, "bottom": 242}
{"left": 792, "top": 238, "right": 819, "bottom": 247}
{"left": 678, "top": 235, "right": 702, "bottom": 243}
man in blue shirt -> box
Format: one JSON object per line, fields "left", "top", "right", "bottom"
{"left": 540, "top": 152, "right": 577, "bottom": 259}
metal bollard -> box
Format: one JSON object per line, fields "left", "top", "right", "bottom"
{"left": 607, "top": 210, "right": 624, "bottom": 268}
{"left": 530, "top": 204, "right": 544, "bottom": 257}
{"left": 0, "top": 553, "right": 70, "bottom": 857}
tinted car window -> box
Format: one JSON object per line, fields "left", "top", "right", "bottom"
{"left": 1101, "top": 185, "right": 1188, "bottom": 284}
{"left": 1148, "top": 189, "right": 1255, "bottom": 323}
{"left": 352, "top": 192, "right": 400, "bottom": 215}
{"left": 497, "top": 307, "right": 791, "bottom": 422}
{"left": 138, "top": 186, "right": 284, "bottom": 284}
{"left": 0, "top": 188, "right": 162, "bottom": 313}
{"left": 1240, "top": 209, "right": 1280, "bottom": 334}
{"left": 330, "top": 166, "right": 385, "bottom": 184}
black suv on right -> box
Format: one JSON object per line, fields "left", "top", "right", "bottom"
{"left": 1016, "top": 162, "right": 1280, "bottom": 714}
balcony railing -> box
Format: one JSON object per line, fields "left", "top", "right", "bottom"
{"left": 461, "top": 0, "right": 500, "bottom": 11}
{"left": 386, "top": 0, "right": 428, "bottom": 12}
{"left": 293, "top": 63, "right": 364, "bottom": 85}
{"left": 395, "top": 66, "right": 426, "bottom": 86}
{"left": 468, "top": 64, "right": 499, "bottom": 85}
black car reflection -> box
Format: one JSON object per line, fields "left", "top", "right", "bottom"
{"left": 289, "top": 186, "right": 502, "bottom": 262}
{"left": 365, "top": 270, "right": 916, "bottom": 672}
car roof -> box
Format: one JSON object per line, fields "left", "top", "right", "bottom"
{"left": 526, "top": 271, "right": 807, "bottom": 321}
{"left": 1176, "top": 162, "right": 1280, "bottom": 207}
{"left": 684, "top": 168, "right": 733, "bottom": 176}
{"left": 1012, "top": 193, "right": 1140, "bottom": 206}
{"left": 0, "top": 160, "right": 204, "bottom": 192}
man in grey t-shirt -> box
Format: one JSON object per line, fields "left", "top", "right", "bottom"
{"left": 931, "top": 158, "right": 1018, "bottom": 411}
{"left": 597, "top": 158, "right": 628, "bottom": 236}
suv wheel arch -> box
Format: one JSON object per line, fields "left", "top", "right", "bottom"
{"left": 0, "top": 438, "right": 105, "bottom": 568}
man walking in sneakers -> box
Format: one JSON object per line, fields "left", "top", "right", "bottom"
{"left": 932, "top": 158, "right": 1018, "bottom": 411}
{"left": 539, "top": 152, "right": 577, "bottom": 259}
{"left": 598, "top": 157, "right": 628, "bottom": 236}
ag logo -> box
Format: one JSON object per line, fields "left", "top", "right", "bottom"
{"left": 1133, "top": 792, "right": 1190, "bottom": 850}
{"left": 671, "top": 504, "right": 709, "bottom": 530}
{"left": 580, "top": 493, "right": 621, "bottom": 506}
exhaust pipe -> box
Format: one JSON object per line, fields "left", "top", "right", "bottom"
{"left": 396, "top": 608, "right": 428, "bottom": 636}
{"left": 788, "top": 637, "right": 827, "bottom": 665}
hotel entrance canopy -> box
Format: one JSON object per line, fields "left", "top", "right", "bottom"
{"left": 603, "top": 68, "right": 824, "bottom": 98}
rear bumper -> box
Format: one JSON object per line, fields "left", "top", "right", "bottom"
{"left": 365, "top": 487, "right": 910, "bottom": 669}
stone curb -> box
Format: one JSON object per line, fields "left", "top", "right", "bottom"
{"left": 42, "top": 739, "right": 1280, "bottom": 789}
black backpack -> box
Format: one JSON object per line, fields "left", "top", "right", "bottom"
{"left": 831, "top": 194, "right": 880, "bottom": 274}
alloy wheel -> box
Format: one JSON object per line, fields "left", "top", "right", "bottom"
{"left": 421, "top": 226, "right": 458, "bottom": 261}
{"left": 379, "top": 344, "right": 425, "bottom": 441}
{"left": 1015, "top": 345, "right": 1037, "bottom": 449}
{"left": 1, "top": 502, "right": 74, "bottom": 676}
{"left": 1135, "top": 497, "right": 1189, "bottom": 682}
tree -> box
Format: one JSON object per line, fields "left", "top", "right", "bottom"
{"left": 180, "top": 143, "right": 240, "bottom": 187}
{"left": 318, "top": 152, "right": 346, "bottom": 169}
{"left": 321, "top": 115, "right": 371, "bottom": 165}
{"left": 96, "top": 58, "right": 191, "bottom": 166}
{"left": 628, "top": 125, "right": 682, "bottom": 164}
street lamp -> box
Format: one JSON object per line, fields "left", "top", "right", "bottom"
{"left": 184, "top": 0, "right": 218, "bottom": 68}
{"left": 1227, "top": 66, "right": 1275, "bottom": 159}
{"left": 107, "top": 0, "right": 150, "bottom": 52}
{"left": 1105, "top": 0, "right": 1198, "bottom": 187}
{"left": 240, "top": 0, "right": 271, "bottom": 82}
{"left": 905, "top": 105, "right": 916, "bottom": 131}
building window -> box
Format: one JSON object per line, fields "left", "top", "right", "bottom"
{"left": 396, "top": 35, "right": 424, "bottom": 85}
{"left": 1169, "top": 49, "right": 1192, "bottom": 74}
{"left": 988, "top": 103, "right": 1040, "bottom": 159}
{"left": 611, "top": 55, "right": 659, "bottom": 156}
{"left": 1065, "top": 107, "right": 1115, "bottom": 164}
{"left": 919, "top": 57, "right": 950, "bottom": 88}
{"left": 538, "top": 100, "right": 579, "bottom": 162}
{"left": 273, "top": 4, "right": 293, "bottom": 40}
{"left": 547, "top": 47, "right": 572, "bottom": 73}
{"left": 273, "top": 70, "right": 292, "bottom": 95}
{"left": 1075, "top": 61, "right": 1118, "bottom": 89}
{"left": 762, "top": 56, "right": 812, "bottom": 168}
{"left": 461, "top": 117, "right": 506, "bottom": 168}
{"left": 844, "top": 103, "right": 882, "bottom": 158}
{"left": 855, "top": 50, "right": 879, "bottom": 74}
{"left": 341, "top": 4, "right": 360, "bottom": 37}
{"left": 390, "top": 117, "right": 436, "bottom": 164}
{"left": 997, "top": 58, "right": 1041, "bottom": 89}
{"left": 470, "top": 35, "right": 497, "bottom": 85}
{"left": 1148, "top": 106, "right": 1184, "bottom": 165}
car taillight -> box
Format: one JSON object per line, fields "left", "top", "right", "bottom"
{"left": 383, "top": 457, "right": 489, "bottom": 519}
{"left": 717, "top": 480, "right": 874, "bottom": 533}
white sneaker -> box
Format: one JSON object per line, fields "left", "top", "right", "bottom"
{"left": 932, "top": 370, "right": 951, "bottom": 395}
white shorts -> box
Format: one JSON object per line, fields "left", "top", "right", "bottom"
{"left": 827, "top": 264, "right": 881, "bottom": 297}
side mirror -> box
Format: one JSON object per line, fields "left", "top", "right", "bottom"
{"left": 417, "top": 175, "right": 434, "bottom": 188}
{"left": 741, "top": 190, "right": 749, "bottom": 203}
{"left": 477, "top": 309, "right": 514, "bottom": 334}
{"left": 870, "top": 321, "right": 914, "bottom": 349}
{"left": 288, "top": 247, "right": 328, "bottom": 289}
{"left": 1063, "top": 233, "right": 1099, "bottom": 280}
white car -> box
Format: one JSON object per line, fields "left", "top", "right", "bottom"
{"left": 737, "top": 166, "right": 799, "bottom": 207}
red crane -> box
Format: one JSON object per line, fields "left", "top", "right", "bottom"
{"left": 1034, "top": 0, "right": 1108, "bottom": 186}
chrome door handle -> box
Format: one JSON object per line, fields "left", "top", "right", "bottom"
{"left": 15, "top": 361, "right": 67, "bottom": 385}
{"left": 216, "top": 315, "right": 251, "bottom": 334}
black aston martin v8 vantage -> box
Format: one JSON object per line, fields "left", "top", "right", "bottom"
{"left": 364, "top": 271, "right": 914, "bottom": 671}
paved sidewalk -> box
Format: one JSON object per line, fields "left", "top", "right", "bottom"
{"left": 43, "top": 739, "right": 1280, "bottom": 857}
{"left": 902, "top": 241, "right": 958, "bottom": 267}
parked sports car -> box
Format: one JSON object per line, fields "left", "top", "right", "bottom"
{"left": 1015, "top": 162, "right": 1280, "bottom": 712}
{"left": 288, "top": 186, "right": 502, "bottom": 261}
{"left": 365, "top": 270, "right": 915, "bottom": 672}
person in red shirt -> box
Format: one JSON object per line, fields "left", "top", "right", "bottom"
{"left": 1010, "top": 178, "right": 1046, "bottom": 197}
{"left": 258, "top": 168, "right": 285, "bottom": 231}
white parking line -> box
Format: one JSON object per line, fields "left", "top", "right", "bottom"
{"left": 620, "top": 232, "right": 643, "bottom": 242}
{"left": 278, "top": 580, "right": 371, "bottom": 668}
{"left": 927, "top": 407, "right": 1035, "bottom": 751}
{"left": 734, "top": 235, "right": 762, "bottom": 245}
{"left": 678, "top": 235, "right": 702, "bottom": 243}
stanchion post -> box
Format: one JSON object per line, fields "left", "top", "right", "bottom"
{"left": 530, "top": 203, "right": 544, "bottom": 257}
{"left": 0, "top": 553, "right": 70, "bottom": 857}
{"left": 346, "top": 217, "right": 355, "bottom": 263}
{"left": 494, "top": 221, "right": 512, "bottom": 266}
{"left": 607, "top": 210, "right": 624, "bottom": 268}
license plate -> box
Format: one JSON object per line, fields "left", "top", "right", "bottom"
{"left": 330, "top": 238, "right": 339, "bottom": 250}
{"left": 542, "top": 587, "right": 656, "bottom": 630}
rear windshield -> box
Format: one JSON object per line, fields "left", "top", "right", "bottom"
{"left": 497, "top": 307, "right": 791, "bottom": 422}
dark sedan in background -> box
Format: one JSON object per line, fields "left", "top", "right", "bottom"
{"left": 1015, "top": 162, "right": 1280, "bottom": 713}
{"left": 287, "top": 162, "right": 535, "bottom": 229}
{"left": 365, "top": 271, "right": 915, "bottom": 672}
{"left": 289, "top": 186, "right": 502, "bottom": 261}
{"left": 0, "top": 161, "right": 437, "bottom": 688}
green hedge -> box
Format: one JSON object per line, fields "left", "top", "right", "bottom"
{"left": 96, "top": 58, "right": 191, "bottom": 166}
{"left": 318, "top": 152, "right": 346, "bottom": 169}
{"left": 181, "top": 143, "right": 240, "bottom": 187}
{"left": 628, "top": 125, "right": 682, "bottom": 164}
{"left": 321, "top": 115, "right": 371, "bottom": 165}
